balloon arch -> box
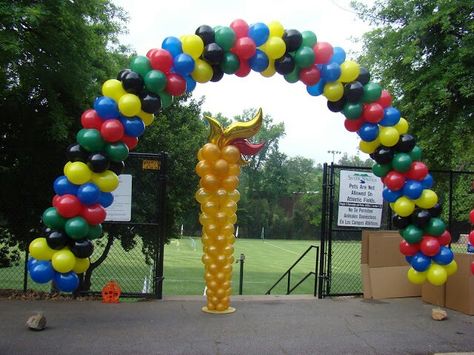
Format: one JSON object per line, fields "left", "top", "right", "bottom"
{"left": 27, "top": 19, "right": 459, "bottom": 313}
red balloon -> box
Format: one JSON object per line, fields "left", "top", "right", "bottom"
{"left": 470, "top": 208, "right": 474, "bottom": 224}
{"left": 468, "top": 230, "right": 474, "bottom": 245}
{"left": 438, "top": 230, "right": 452, "bottom": 246}
{"left": 235, "top": 60, "right": 251, "bottom": 77}
{"left": 149, "top": 49, "right": 173, "bottom": 73}
{"left": 230, "top": 19, "right": 249, "bottom": 38}
{"left": 376, "top": 90, "right": 392, "bottom": 108}
{"left": 399, "top": 240, "right": 419, "bottom": 256}
{"left": 100, "top": 119, "right": 124, "bottom": 142}
{"left": 299, "top": 67, "right": 320, "bottom": 86}
{"left": 344, "top": 118, "right": 364, "bottom": 132}
{"left": 384, "top": 171, "right": 406, "bottom": 191}
{"left": 81, "top": 109, "right": 102, "bottom": 130}
{"left": 165, "top": 73, "right": 186, "bottom": 97}
{"left": 313, "top": 42, "right": 334, "bottom": 64}
{"left": 56, "top": 194, "right": 82, "bottom": 218}
{"left": 122, "top": 135, "right": 138, "bottom": 151}
{"left": 52, "top": 194, "right": 61, "bottom": 208}
{"left": 146, "top": 48, "right": 159, "bottom": 59}
{"left": 232, "top": 37, "right": 256, "bottom": 59}
{"left": 81, "top": 204, "right": 106, "bottom": 225}
{"left": 362, "top": 103, "right": 384, "bottom": 123}
{"left": 406, "top": 162, "right": 429, "bottom": 181}
{"left": 420, "top": 236, "right": 440, "bottom": 257}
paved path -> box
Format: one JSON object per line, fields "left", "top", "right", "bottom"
{"left": 0, "top": 296, "right": 472, "bottom": 354}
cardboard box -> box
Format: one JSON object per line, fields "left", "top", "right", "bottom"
{"left": 361, "top": 264, "right": 372, "bottom": 299}
{"left": 422, "top": 283, "right": 445, "bottom": 307}
{"left": 368, "top": 266, "right": 421, "bottom": 299}
{"left": 361, "top": 230, "right": 406, "bottom": 267}
{"left": 445, "top": 253, "right": 474, "bottom": 315}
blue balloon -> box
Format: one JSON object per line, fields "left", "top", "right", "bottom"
{"left": 77, "top": 182, "right": 101, "bottom": 205}
{"left": 94, "top": 96, "right": 119, "bottom": 119}
{"left": 432, "top": 246, "right": 454, "bottom": 265}
{"left": 29, "top": 261, "right": 55, "bottom": 284}
{"left": 248, "top": 49, "right": 269, "bottom": 72}
{"left": 54, "top": 271, "right": 79, "bottom": 292}
{"left": 307, "top": 80, "right": 325, "bottom": 96}
{"left": 379, "top": 107, "right": 401, "bottom": 126}
{"left": 98, "top": 192, "right": 114, "bottom": 208}
{"left": 122, "top": 117, "right": 145, "bottom": 137}
{"left": 321, "top": 62, "right": 341, "bottom": 82}
{"left": 185, "top": 76, "right": 196, "bottom": 92}
{"left": 383, "top": 187, "right": 403, "bottom": 202}
{"left": 421, "top": 174, "right": 434, "bottom": 188}
{"left": 162, "top": 36, "right": 182, "bottom": 57}
{"left": 405, "top": 255, "right": 413, "bottom": 264}
{"left": 27, "top": 257, "right": 39, "bottom": 270}
{"left": 330, "top": 47, "right": 346, "bottom": 64}
{"left": 53, "top": 175, "right": 78, "bottom": 196}
{"left": 403, "top": 180, "right": 424, "bottom": 199}
{"left": 248, "top": 22, "right": 269, "bottom": 46}
{"left": 411, "top": 252, "right": 431, "bottom": 272}
{"left": 358, "top": 123, "right": 379, "bottom": 142}
{"left": 173, "top": 53, "right": 195, "bottom": 76}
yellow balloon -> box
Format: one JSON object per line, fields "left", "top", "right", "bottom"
{"left": 261, "top": 60, "right": 276, "bottom": 77}
{"left": 339, "top": 60, "right": 361, "bottom": 83}
{"left": 323, "top": 81, "right": 344, "bottom": 102}
{"left": 63, "top": 161, "right": 72, "bottom": 175}
{"left": 444, "top": 260, "right": 458, "bottom": 276}
{"left": 102, "top": 79, "right": 126, "bottom": 102}
{"left": 182, "top": 34, "right": 204, "bottom": 59}
{"left": 359, "top": 138, "right": 380, "bottom": 154}
{"left": 393, "top": 196, "right": 415, "bottom": 217}
{"left": 65, "top": 161, "right": 92, "bottom": 185}
{"left": 407, "top": 267, "right": 427, "bottom": 284}
{"left": 415, "top": 189, "right": 438, "bottom": 209}
{"left": 192, "top": 59, "right": 213, "bottom": 83}
{"left": 118, "top": 93, "right": 141, "bottom": 117}
{"left": 52, "top": 249, "right": 76, "bottom": 273}
{"left": 138, "top": 111, "right": 154, "bottom": 126}
{"left": 91, "top": 170, "right": 119, "bottom": 192}
{"left": 29, "top": 238, "right": 55, "bottom": 261}
{"left": 379, "top": 127, "right": 400, "bottom": 147}
{"left": 267, "top": 21, "right": 284, "bottom": 37}
{"left": 394, "top": 117, "right": 409, "bottom": 134}
{"left": 263, "top": 37, "right": 286, "bottom": 59}
{"left": 427, "top": 263, "right": 447, "bottom": 286}
{"left": 73, "top": 257, "right": 90, "bottom": 274}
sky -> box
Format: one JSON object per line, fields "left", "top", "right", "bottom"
{"left": 112, "top": 0, "right": 374, "bottom": 164}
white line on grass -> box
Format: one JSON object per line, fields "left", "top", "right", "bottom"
{"left": 263, "top": 241, "right": 300, "bottom": 255}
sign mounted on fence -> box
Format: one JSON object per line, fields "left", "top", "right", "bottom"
{"left": 105, "top": 174, "right": 132, "bottom": 222}
{"left": 337, "top": 170, "right": 384, "bottom": 228}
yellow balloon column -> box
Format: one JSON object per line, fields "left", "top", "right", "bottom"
{"left": 195, "top": 109, "right": 263, "bottom": 313}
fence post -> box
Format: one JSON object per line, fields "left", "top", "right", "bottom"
{"left": 23, "top": 249, "right": 29, "bottom": 292}
{"left": 318, "top": 163, "right": 328, "bottom": 299}
{"left": 154, "top": 152, "right": 168, "bottom": 299}
{"left": 448, "top": 170, "right": 453, "bottom": 232}
{"left": 238, "top": 253, "right": 245, "bottom": 295}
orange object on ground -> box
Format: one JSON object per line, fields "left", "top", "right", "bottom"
{"left": 101, "top": 280, "right": 121, "bottom": 303}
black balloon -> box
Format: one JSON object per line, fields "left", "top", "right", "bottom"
{"left": 282, "top": 29, "right": 302, "bottom": 52}
{"left": 46, "top": 231, "right": 69, "bottom": 250}
{"left": 356, "top": 67, "right": 370, "bottom": 85}
{"left": 274, "top": 54, "right": 295, "bottom": 75}
{"left": 327, "top": 98, "right": 346, "bottom": 112}
{"left": 117, "top": 69, "right": 131, "bottom": 82}
{"left": 371, "top": 146, "right": 394, "bottom": 165}
{"left": 203, "top": 43, "right": 224, "bottom": 65}
{"left": 88, "top": 153, "right": 110, "bottom": 173}
{"left": 395, "top": 134, "right": 416, "bottom": 153}
{"left": 66, "top": 143, "right": 88, "bottom": 162}
{"left": 392, "top": 214, "right": 411, "bottom": 229}
{"left": 109, "top": 160, "right": 125, "bottom": 175}
{"left": 344, "top": 81, "right": 364, "bottom": 103}
{"left": 429, "top": 203, "right": 442, "bottom": 217}
{"left": 122, "top": 71, "right": 144, "bottom": 95}
{"left": 70, "top": 240, "right": 94, "bottom": 259}
{"left": 411, "top": 209, "right": 431, "bottom": 228}
{"left": 140, "top": 92, "right": 161, "bottom": 114}
{"left": 210, "top": 65, "right": 224, "bottom": 82}
{"left": 195, "top": 25, "right": 215, "bottom": 45}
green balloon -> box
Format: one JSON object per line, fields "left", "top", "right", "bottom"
{"left": 301, "top": 31, "right": 317, "bottom": 47}
{"left": 295, "top": 46, "right": 315, "bottom": 68}
{"left": 77, "top": 129, "right": 105, "bottom": 152}
{"left": 105, "top": 142, "right": 129, "bottom": 162}
{"left": 409, "top": 145, "right": 423, "bottom": 161}
{"left": 362, "top": 82, "right": 382, "bottom": 103}
{"left": 130, "top": 56, "right": 152, "bottom": 78}
{"left": 159, "top": 92, "right": 173, "bottom": 109}
{"left": 65, "top": 217, "right": 90, "bottom": 240}
{"left": 343, "top": 102, "right": 363, "bottom": 119}
{"left": 215, "top": 26, "right": 236, "bottom": 51}
{"left": 401, "top": 224, "right": 423, "bottom": 243}
{"left": 87, "top": 224, "right": 103, "bottom": 240}
{"left": 392, "top": 153, "right": 412, "bottom": 172}
{"left": 145, "top": 70, "right": 167, "bottom": 94}
{"left": 42, "top": 207, "right": 66, "bottom": 230}
{"left": 284, "top": 67, "right": 299, "bottom": 83}
{"left": 425, "top": 218, "right": 446, "bottom": 236}
{"left": 220, "top": 52, "right": 240, "bottom": 74}
{"left": 372, "top": 163, "right": 391, "bottom": 177}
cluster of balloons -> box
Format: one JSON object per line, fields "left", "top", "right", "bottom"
{"left": 470, "top": 209, "right": 474, "bottom": 275}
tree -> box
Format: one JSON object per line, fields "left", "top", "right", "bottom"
{"left": 337, "top": 153, "right": 372, "bottom": 167}
{"left": 0, "top": 1, "right": 129, "bottom": 266}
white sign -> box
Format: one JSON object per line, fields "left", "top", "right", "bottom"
{"left": 337, "top": 170, "right": 384, "bottom": 228}
{"left": 105, "top": 174, "right": 132, "bottom": 222}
